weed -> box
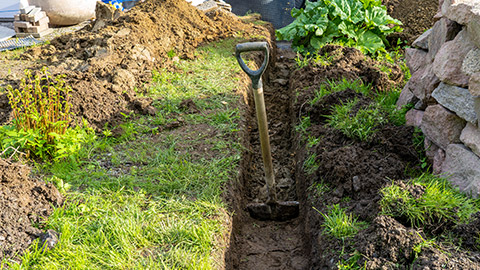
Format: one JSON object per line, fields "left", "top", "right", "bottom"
{"left": 308, "top": 181, "right": 330, "bottom": 197}
{"left": 327, "top": 99, "right": 387, "bottom": 141}
{"left": 413, "top": 233, "right": 436, "bottom": 257}
{"left": 337, "top": 251, "right": 365, "bottom": 270}
{"left": 303, "top": 153, "right": 319, "bottom": 175}
{"left": 296, "top": 116, "right": 311, "bottom": 134}
{"left": 315, "top": 204, "right": 367, "bottom": 239}
{"left": 380, "top": 173, "right": 480, "bottom": 228}
{"left": 1, "top": 68, "right": 95, "bottom": 161}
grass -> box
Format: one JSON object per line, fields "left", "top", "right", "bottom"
{"left": 315, "top": 204, "right": 367, "bottom": 240}
{"left": 1, "top": 37, "right": 246, "bottom": 269}
{"left": 380, "top": 173, "right": 480, "bottom": 229}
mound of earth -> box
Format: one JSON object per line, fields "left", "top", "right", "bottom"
{"left": 291, "top": 45, "right": 403, "bottom": 93}
{"left": 0, "top": 159, "right": 63, "bottom": 261}
{"left": 2, "top": 0, "right": 270, "bottom": 129}
{"left": 383, "top": 0, "right": 439, "bottom": 44}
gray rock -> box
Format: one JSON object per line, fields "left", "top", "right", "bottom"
{"left": 467, "top": 17, "right": 480, "bottom": 47}
{"left": 405, "top": 109, "right": 424, "bottom": 127}
{"left": 425, "top": 138, "right": 440, "bottom": 163}
{"left": 432, "top": 82, "right": 477, "bottom": 123}
{"left": 412, "top": 29, "right": 432, "bottom": 50}
{"left": 469, "top": 72, "right": 480, "bottom": 96}
{"left": 433, "top": 30, "right": 476, "bottom": 87}
{"left": 415, "top": 100, "right": 428, "bottom": 110}
{"left": 405, "top": 48, "right": 429, "bottom": 73}
{"left": 475, "top": 97, "right": 480, "bottom": 121}
{"left": 396, "top": 85, "right": 418, "bottom": 109}
{"left": 427, "top": 18, "right": 462, "bottom": 61}
{"left": 462, "top": 48, "right": 480, "bottom": 76}
{"left": 421, "top": 104, "right": 466, "bottom": 149}
{"left": 442, "top": 143, "right": 480, "bottom": 197}
{"left": 444, "top": 0, "right": 480, "bottom": 25}
{"left": 409, "top": 63, "right": 441, "bottom": 102}
{"left": 460, "top": 122, "right": 480, "bottom": 157}
{"left": 38, "top": 230, "right": 59, "bottom": 251}
{"left": 433, "top": 148, "right": 446, "bottom": 174}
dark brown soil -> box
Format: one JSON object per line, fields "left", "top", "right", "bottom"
{"left": 383, "top": 0, "right": 439, "bottom": 44}
{"left": 0, "top": 0, "right": 269, "bottom": 129}
{"left": 0, "top": 159, "right": 63, "bottom": 261}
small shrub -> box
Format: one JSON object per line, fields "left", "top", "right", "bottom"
{"left": 1, "top": 68, "right": 95, "bottom": 161}
{"left": 276, "top": 0, "right": 402, "bottom": 56}
{"left": 315, "top": 204, "right": 367, "bottom": 239}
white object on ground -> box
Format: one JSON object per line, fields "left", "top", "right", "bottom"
{"left": 19, "top": 0, "right": 29, "bottom": 9}
{"left": 0, "top": 26, "right": 15, "bottom": 42}
{"left": 28, "top": 0, "right": 96, "bottom": 26}
{"left": 185, "top": 0, "right": 207, "bottom": 6}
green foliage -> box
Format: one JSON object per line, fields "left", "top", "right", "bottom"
{"left": 327, "top": 99, "right": 387, "bottom": 141}
{"left": 2, "top": 68, "right": 95, "bottom": 161}
{"left": 276, "top": 0, "right": 402, "bottom": 56}
{"left": 337, "top": 251, "right": 365, "bottom": 269}
{"left": 380, "top": 173, "right": 480, "bottom": 228}
{"left": 303, "top": 153, "right": 319, "bottom": 174}
{"left": 315, "top": 204, "right": 367, "bottom": 239}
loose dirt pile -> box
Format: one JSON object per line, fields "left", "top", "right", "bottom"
{"left": 0, "top": 159, "right": 62, "bottom": 261}
{"left": 1, "top": 0, "right": 268, "bottom": 129}
{"left": 383, "top": 0, "right": 439, "bottom": 44}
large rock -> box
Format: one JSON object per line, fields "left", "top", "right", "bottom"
{"left": 396, "top": 86, "right": 418, "bottom": 110}
{"left": 431, "top": 82, "right": 477, "bottom": 123}
{"left": 405, "top": 109, "right": 424, "bottom": 127}
{"left": 433, "top": 30, "right": 476, "bottom": 87}
{"left": 408, "top": 63, "right": 441, "bottom": 102}
{"left": 467, "top": 17, "right": 480, "bottom": 47}
{"left": 460, "top": 122, "right": 480, "bottom": 157}
{"left": 442, "top": 143, "right": 480, "bottom": 197}
{"left": 421, "top": 105, "right": 466, "bottom": 149}
{"left": 462, "top": 48, "right": 480, "bottom": 76}
{"left": 405, "top": 48, "right": 429, "bottom": 74}
{"left": 433, "top": 148, "right": 446, "bottom": 174}
{"left": 469, "top": 72, "right": 480, "bottom": 96}
{"left": 443, "top": 0, "right": 480, "bottom": 25}
{"left": 412, "top": 29, "right": 431, "bottom": 50}
{"left": 427, "top": 18, "right": 462, "bottom": 61}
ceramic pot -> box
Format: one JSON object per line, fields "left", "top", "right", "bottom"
{"left": 29, "top": 0, "right": 96, "bottom": 26}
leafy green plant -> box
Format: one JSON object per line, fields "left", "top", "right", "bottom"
{"left": 276, "top": 0, "right": 402, "bottom": 56}
{"left": 303, "top": 153, "right": 319, "bottom": 174}
{"left": 327, "top": 99, "right": 387, "bottom": 141}
{"left": 315, "top": 204, "right": 367, "bottom": 239}
{"left": 1, "top": 68, "right": 95, "bottom": 161}
{"left": 380, "top": 174, "right": 480, "bottom": 228}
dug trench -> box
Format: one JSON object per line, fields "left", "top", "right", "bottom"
{"left": 226, "top": 42, "right": 480, "bottom": 268}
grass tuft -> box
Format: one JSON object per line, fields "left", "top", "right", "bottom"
{"left": 315, "top": 204, "right": 367, "bottom": 239}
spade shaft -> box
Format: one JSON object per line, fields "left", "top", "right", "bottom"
{"left": 235, "top": 42, "right": 299, "bottom": 221}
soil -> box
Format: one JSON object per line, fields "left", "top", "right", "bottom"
{"left": 0, "top": 159, "right": 63, "bottom": 261}
{"left": 0, "top": 0, "right": 269, "bottom": 129}
{"left": 383, "top": 0, "right": 439, "bottom": 44}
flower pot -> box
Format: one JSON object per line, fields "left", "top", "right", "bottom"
{"left": 29, "top": 0, "right": 96, "bottom": 26}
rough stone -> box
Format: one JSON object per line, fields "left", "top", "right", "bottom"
{"left": 469, "top": 72, "right": 480, "bottom": 96}
{"left": 433, "top": 148, "right": 446, "bottom": 174}
{"left": 444, "top": 0, "right": 480, "bottom": 25}
{"left": 405, "top": 109, "right": 424, "bottom": 127}
{"left": 442, "top": 143, "right": 480, "bottom": 197}
{"left": 432, "top": 82, "right": 477, "bottom": 124}
{"left": 396, "top": 85, "right": 418, "bottom": 109}
{"left": 405, "top": 48, "right": 429, "bottom": 74}
{"left": 462, "top": 48, "right": 480, "bottom": 76}
{"left": 414, "top": 100, "right": 428, "bottom": 110}
{"left": 433, "top": 30, "right": 476, "bottom": 87}
{"left": 412, "top": 29, "right": 432, "bottom": 50}
{"left": 409, "top": 63, "right": 441, "bottom": 102}
{"left": 427, "top": 18, "right": 462, "bottom": 61}
{"left": 467, "top": 17, "right": 480, "bottom": 47}
{"left": 475, "top": 97, "right": 480, "bottom": 121}
{"left": 460, "top": 122, "right": 480, "bottom": 157}
{"left": 425, "top": 138, "right": 440, "bottom": 163}
{"left": 421, "top": 104, "right": 466, "bottom": 149}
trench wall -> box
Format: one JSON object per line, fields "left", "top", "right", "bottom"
{"left": 397, "top": 0, "right": 480, "bottom": 196}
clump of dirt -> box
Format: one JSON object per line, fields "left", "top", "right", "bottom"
{"left": 291, "top": 45, "right": 403, "bottom": 94}
{"left": 383, "top": 0, "right": 439, "bottom": 44}
{"left": 1, "top": 0, "right": 270, "bottom": 129}
{"left": 453, "top": 212, "right": 480, "bottom": 251}
{"left": 0, "top": 159, "right": 63, "bottom": 261}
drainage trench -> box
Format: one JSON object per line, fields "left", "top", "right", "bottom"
{"left": 225, "top": 46, "right": 311, "bottom": 270}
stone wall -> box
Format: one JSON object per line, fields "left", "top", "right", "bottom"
{"left": 397, "top": 0, "right": 480, "bottom": 196}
